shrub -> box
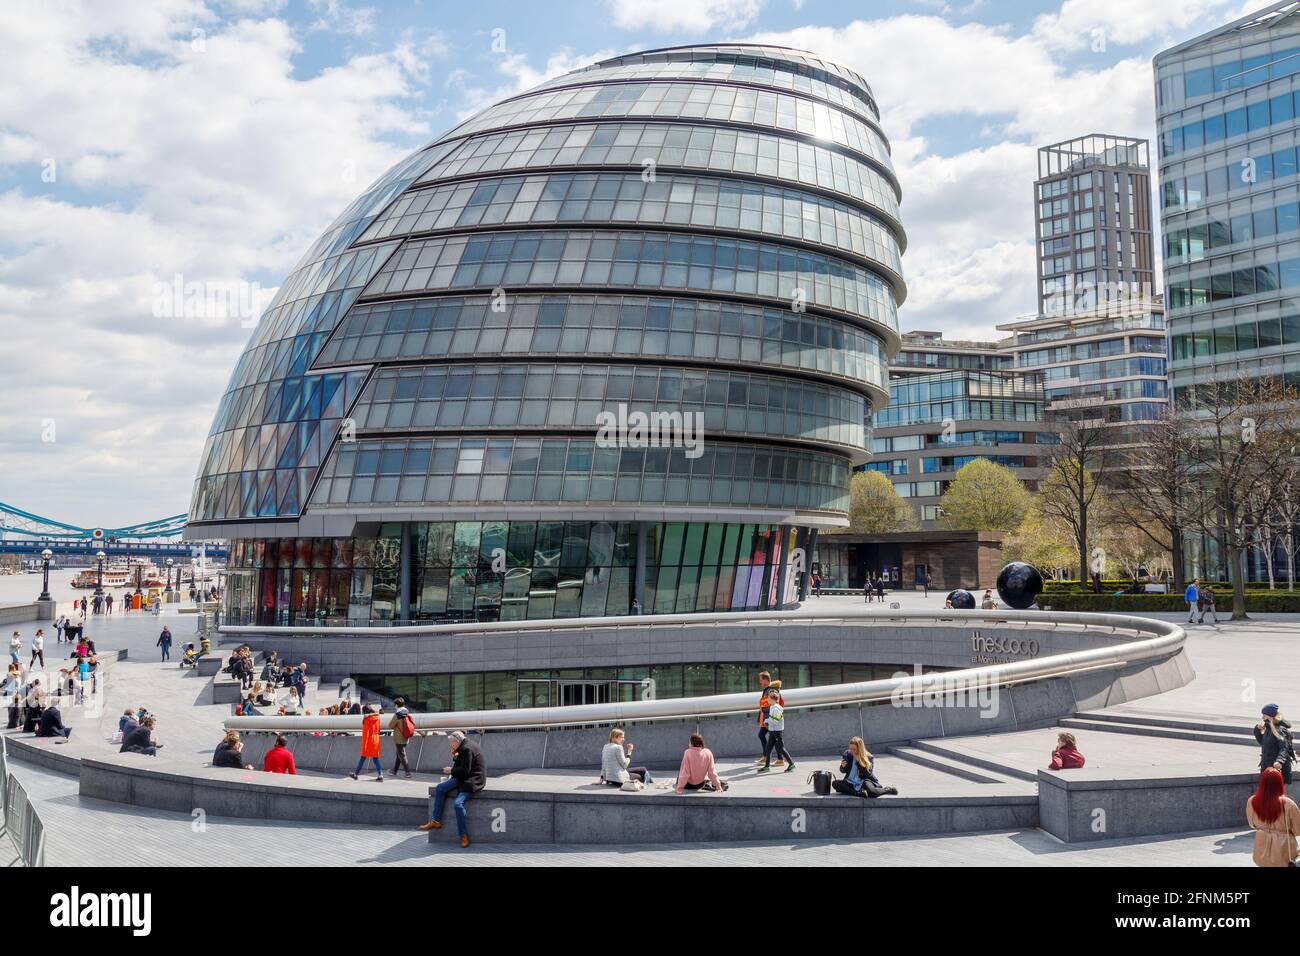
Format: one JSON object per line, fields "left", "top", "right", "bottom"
{"left": 1041, "top": 592, "right": 1300, "bottom": 612}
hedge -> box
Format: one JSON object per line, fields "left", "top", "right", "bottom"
{"left": 1041, "top": 592, "right": 1300, "bottom": 612}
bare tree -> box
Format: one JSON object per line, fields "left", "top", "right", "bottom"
{"left": 1113, "top": 409, "right": 1199, "bottom": 591}
{"left": 1181, "top": 377, "right": 1300, "bottom": 620}
{"left": 1038, "top": 418, "right": 1109, "bottom": 589}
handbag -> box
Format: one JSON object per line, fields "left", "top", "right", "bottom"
{"left": 621, "top": 779, "right": 645, "bottom": 792}
{"left": 808, "top": 769, "right": 833, "bottom": 796}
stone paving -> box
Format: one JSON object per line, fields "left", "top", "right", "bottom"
{"left": 5, "top": 759, "right": 1255, "bottom": 867}
{"left": 3, "top": 598, "right": 1295, "bottom": 865}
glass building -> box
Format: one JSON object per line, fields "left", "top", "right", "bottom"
{"left": 187, "top": 44, "right": 907, "bottom": 626}
{"left": 1156, "top": 3, "right": 1300, "bottom": 404}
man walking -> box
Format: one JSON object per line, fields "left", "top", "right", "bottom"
{"left": 418, "top": 731, "right": 486, "bottom": 848}
{"left": 1184, "top": 578, "right": 1200, "bottom": 624}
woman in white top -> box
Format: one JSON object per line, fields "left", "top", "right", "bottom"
{"left": 600, "top": 728, "right": 650, "bottom": 786}
{"left": 9, "top": 632, "right": 21, "bottom": 665}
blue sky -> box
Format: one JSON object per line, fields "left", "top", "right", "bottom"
{"left": 0, "top": 0, "right": 1258, "bottom": 524}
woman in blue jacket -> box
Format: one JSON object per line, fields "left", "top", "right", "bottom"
{"left": 832, "top": 737, "right": 898, "bottom": 797}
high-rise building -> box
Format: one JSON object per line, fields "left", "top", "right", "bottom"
{"left": 1035, "top": 134, "right": 1156, "bottom": 317}
{"left": 1155, "top": 2, "right": 1300, "bottom": 405}
{"left": 186, "top": 44, "right": 907, "bottom": 627}
{"left": 868, "top": 332, "right": 1051, "bottom": 527}
{"left": 997, "top": 298, "right": 1168, "bottom": 472}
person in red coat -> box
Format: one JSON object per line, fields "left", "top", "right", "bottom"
{"left": 348, "top": 703, "right": 384, "bottom": 782}
{"left": 1048, "top": 732, "right": 1086, "bottom": 770}
{"left": 263, "top": 735, "right": 297, "bottom": 774}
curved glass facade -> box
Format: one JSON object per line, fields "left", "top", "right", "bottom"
{"left": 193, "top": 43, "right": 905, "bottom": 626}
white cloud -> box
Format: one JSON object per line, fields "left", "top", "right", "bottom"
{"left": 0, "top": 1, "right": 434, "bottom": 523}
{"left": 606, "top": 0, "right": 765, "bottom": 34}
{"left": 1030, "top": 0, "right": 1237, "bottom": 51}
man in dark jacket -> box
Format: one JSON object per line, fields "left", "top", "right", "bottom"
{"left": 417, "top": 731, "right": 486, "bottom": 847}
{"left": 120, "top": 716, "right": 159, "bottom": 755}
{"left": 1255, "top": 704, "right": 1295, "bottom": 783}
{"left": 36, "top": 705, "right": 71, "bottom": 739}
{"left": 213, "top": 739, "right": 253, "bottom": 769}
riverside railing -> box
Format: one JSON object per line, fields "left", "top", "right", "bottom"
{"left": 222, "top": 609, "right": 1185, "bottom": 735}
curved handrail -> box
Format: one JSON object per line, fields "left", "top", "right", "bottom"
{"left": 222, "top": 610, "right": 1186, "bottom": 734}
{"left": 219, "top": 606, "right": 1171, "bottom": 638}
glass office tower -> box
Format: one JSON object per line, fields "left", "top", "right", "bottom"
{"left": 187, "top": 44, "right": 907, "bottom": 625}
{"left": 1156, "top": 3, "right": 1300, "bottom": 405}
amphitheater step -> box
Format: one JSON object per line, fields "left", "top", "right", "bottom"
{"left": 1073, "top": 709, "right": 1253, "bottom": 737}
{"left": 886, "top": 745, "right": 1017, "bottom": 784}
{"left": 905, "top": 739, "right": 1039, "bottom": 782}
{"left": 1058, "top": 717, "right": 1256, "bottom": 747}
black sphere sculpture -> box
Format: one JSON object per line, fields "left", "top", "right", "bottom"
{"left": 996, "top": 562, "right": 1043, "bottom": 610}
{"left": 946, "top": 589, "right": 975, "bottom": 609}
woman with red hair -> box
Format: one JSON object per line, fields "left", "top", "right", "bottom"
{"left": 1247, "top": 767, "right": 1300, "bottom": 867}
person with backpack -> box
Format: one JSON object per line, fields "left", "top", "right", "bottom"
{"left": 389, "top": 696, "right": 417, "bottom": 778}
{"left": 1247, "top": 766, "right": 1300, "bottom": 867}
{"left": 757, "top": 686, "right": 795, "bottom": 773}
{"left": 348, "top": 703, "right": 384, "bottom": 782}
{"left": 1184, "top": 579, "right": 1200, "bottom": 624}
{"left": 1256, "top": 704, "right": 1295, "bottom": 784}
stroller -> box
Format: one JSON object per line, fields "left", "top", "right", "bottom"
{"left": 179, "top": 643, "right": 198, "bottom": 669}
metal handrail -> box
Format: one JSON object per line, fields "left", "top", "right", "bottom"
{"left": 222, "top": 610, "right": 1186, "bottom": 735}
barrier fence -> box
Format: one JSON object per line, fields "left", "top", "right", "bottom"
{"left": 0, "top": 738, "right": 46, "bottom": 867}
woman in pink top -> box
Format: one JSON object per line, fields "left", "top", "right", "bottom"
{"left": 675, "top": 733, "right": 729, "bottom": 793}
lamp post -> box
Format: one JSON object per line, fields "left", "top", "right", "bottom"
{"left": 164, "top": 557, "right": 174, "bottom": 595}
{"left": 37, "top": 548, "right": 52, "bottom": 602}
{"left": 134, "top": 564, "right": 143, "bottom": 596}
{"left": 94, "top": 550, "right": 106, "bottom": 597}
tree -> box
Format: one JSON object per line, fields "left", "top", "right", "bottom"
{"left": 1005, "top": 503, "right": 1075, "bottom": 577}
{"left": 1039, "top": 419, "right": 1109, "bottom": 588}
{"left": 938, "top": 459, "right": 1032, "bottom": 531}
{"left": 1113, "top": 408, "right": 1198, "bottom": 591}
{"left": 1180, "top": 377, "right": 1300, "bottom": 620}
{"left": 845, "top": 471, "right": 919, "bottom": 533}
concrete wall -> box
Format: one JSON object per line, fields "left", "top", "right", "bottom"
{"left": 234, "top": 652, "right": 1190, "bottom": 772}
{"left": 0, "top": 603, "right": 41, "bottom": 627}
{"left": 225, "top": 618, "right": 1162, "bottom": 683}
{"left": 1037, "top": 764, "right": 1257, "bottom": 842}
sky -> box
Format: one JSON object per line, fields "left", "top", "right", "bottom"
{"left": 0, "top": 0, "right": 1262, "bottom": 526}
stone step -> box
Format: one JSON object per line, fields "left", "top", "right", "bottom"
{"left": 886, "top": 745, "right": 1014, "bottom": 784}
{"left": 1058, "top": 717, "right": 1256, "bottom": 748}
{"left": 906, "top": 739, "right": 1040, "bottom": 782}
{"left": 1075, "top": 710, "right": 1253, "bottom": 737}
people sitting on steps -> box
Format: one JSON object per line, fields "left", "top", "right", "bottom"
{"left": 675, "top": 732, "right": 728, "bottom": 793}
{"left": 1048, "top": 731, "right": 1086, "bottom": 770}
{"left": 35, "top": 703, "right": 71, "bottom": 740}
{"left": 418, "top": 730, "right": 487, "bottom": 848}
{"left": 213, "top": 737, "right": 253, "bottom": 770}
{"left": 263, "top": 735, "right": 297, "bottom": 774}
{"left": 600, "top": 727, "right": 650, "bottom": 788}
{"left": 120, "top": 715, "right": 160, "bottom": 755}
{"left": 832, "top": 736, "right": 897, "bottom": 797}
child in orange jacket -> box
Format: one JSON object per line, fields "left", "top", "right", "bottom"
{"left": 348, "top": 703, "right": 385, "bottom": 782}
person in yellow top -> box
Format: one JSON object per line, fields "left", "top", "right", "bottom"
{"left": 1246, "top": 766, "right": 1300, "bottom": 867}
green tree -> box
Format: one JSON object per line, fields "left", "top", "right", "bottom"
{"left": 938, "top": 459, "right": 1032, "bottom": 531}
{"left": 1005, "top": 503, "right": 1074, "bottom": 575}
{"left": 845, "top": 470, "right": 918, "bottom": 533}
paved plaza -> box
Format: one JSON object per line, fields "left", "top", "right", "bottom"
{"left": 0, "top": 596, "right": 1292, "bottom": 865}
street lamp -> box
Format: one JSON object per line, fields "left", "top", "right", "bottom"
{"left": 165, "top": 557, "right": 174, "bottom": 594}
{"left": 37, "top": 548, "right": 52, "bottom": 602}
{"left": 134, "top": 564, "right": 143, "bottom": 596}
{"left": 94, "top": 550, "right": 106, "bottom": 597}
